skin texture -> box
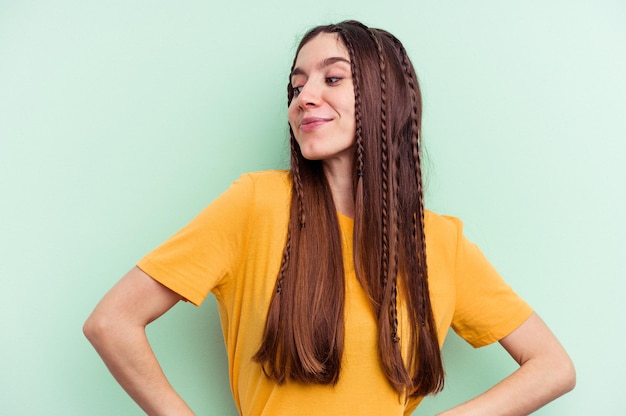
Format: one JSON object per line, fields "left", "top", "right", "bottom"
{"left": 288, "top": 33, "right": 356, "bottom": 165}
{"left": 84, "top": 30, "right": 575, "bottom": 416}
{"left": 438, "top": 313, "right": 575, "bottom": 415}
{"left": 83, "top": 267, "right": 193, "bottom": 416}
{"left": 288, "top": 33, "right": 356, "bottom": 217}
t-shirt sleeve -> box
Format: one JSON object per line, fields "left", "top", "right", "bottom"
{"left": 449, "top": 217, "right": 534, "bottom": 347}
{"left": 137, "top": 174, "right": 254, "bottom": 306}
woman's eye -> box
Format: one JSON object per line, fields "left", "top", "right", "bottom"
{"left": 292, "top": 86, "right": 303, "bottom": 96}
{"left": 326, "top": 77, "right": 341, "bottom": 85}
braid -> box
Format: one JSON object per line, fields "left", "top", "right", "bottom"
{"left": 391, "top": 148, "right": 401, "bottom": 342}
{"left": 397, "top": 41, "right": 430, "bottom": 325}
{"left": 386, "top": 34, "right": 424, "bottom": 299}
{"left": 370, "top": 29, "right": 404, "bottom": 346}
{"left": 369, "top": 29, "right": 390, "bottom": 291}
{"left": 344, "top": 40, "right": 364, "bottom": 177}
{"left": 274, "top": 136, "right": 305, "bottom": 296}
{"left": 389, "top": 37, "right": 421, "bottom": 178}
{"left": 290, "top": 137, "right": 306, "bottom": 228}
{"left": 394, "top": 34, "right": 444, "bottom": 395}
{"left": 390, "top": 277, "right": 400, "bottom": 343}
{"left": 275, "top": 228, "right": 291, "bottom": 294}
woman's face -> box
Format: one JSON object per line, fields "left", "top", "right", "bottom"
{"left": 288, "top": 33, "right": 356, "bottom": 165}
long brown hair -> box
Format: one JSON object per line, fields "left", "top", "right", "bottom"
{"left": 253, "top": 20, "right": 444, "bottom": 397}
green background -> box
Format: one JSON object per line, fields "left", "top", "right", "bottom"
{"left": 1, "top": 1, "right": 624, "bottom": 414}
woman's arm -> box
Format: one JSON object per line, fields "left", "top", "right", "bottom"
{"left": 83, "top": 266, "right": 195, "bottom": 416}
{"left": 438, "top": 313, "right": 575, "bottom": 416}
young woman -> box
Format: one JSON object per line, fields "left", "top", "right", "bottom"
{"left": 84, "top": 20, "right": 575, "bottom": 415}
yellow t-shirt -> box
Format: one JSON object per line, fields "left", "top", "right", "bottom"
{"left": 137, "top": 170, "right": 533, "bottom": 416}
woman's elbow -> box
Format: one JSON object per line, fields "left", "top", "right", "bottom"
{"left": 558, "top": 355, "right": 576, "bottom": 394}
{"left": 83, "top": 310, "right": 116, "bottom": 349}
{"left": 549, "top": 351, "right": 576, "bottom": 397}
{"left": 83, "top": 313, "right": 101, "bottom": 345}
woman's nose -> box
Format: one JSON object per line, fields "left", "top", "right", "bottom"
{"left": 296, "top": 83, "right": 320, "bottom": 107}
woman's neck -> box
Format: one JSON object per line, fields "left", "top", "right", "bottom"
{"left": 322, "top": 159, "right": 355, "bottom": 218}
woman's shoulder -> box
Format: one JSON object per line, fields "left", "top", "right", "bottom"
{"left": 423, "top": 210, "right": 465, "bottom": 265}
{"left": 234, "top": 170, "right": 291, "bottom": 213}
{"left": 242, "top": 169, "right": 290, "bottom": 186}
{"left": 424, "top": 210, "right": 465, "bottom": 246}
{"left": 237, "top": 170, "right": 290, "bottom": 197}
{"left": 425, "top": 210, "right": 463, "bottom": 232}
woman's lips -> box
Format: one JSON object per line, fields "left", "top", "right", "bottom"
{"left": 300, "top": 117, "right": 332, "bottom": 132}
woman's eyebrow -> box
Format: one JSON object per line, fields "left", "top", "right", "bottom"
{"left": 291, "top": 57, "right": 351, "bottom": 78}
